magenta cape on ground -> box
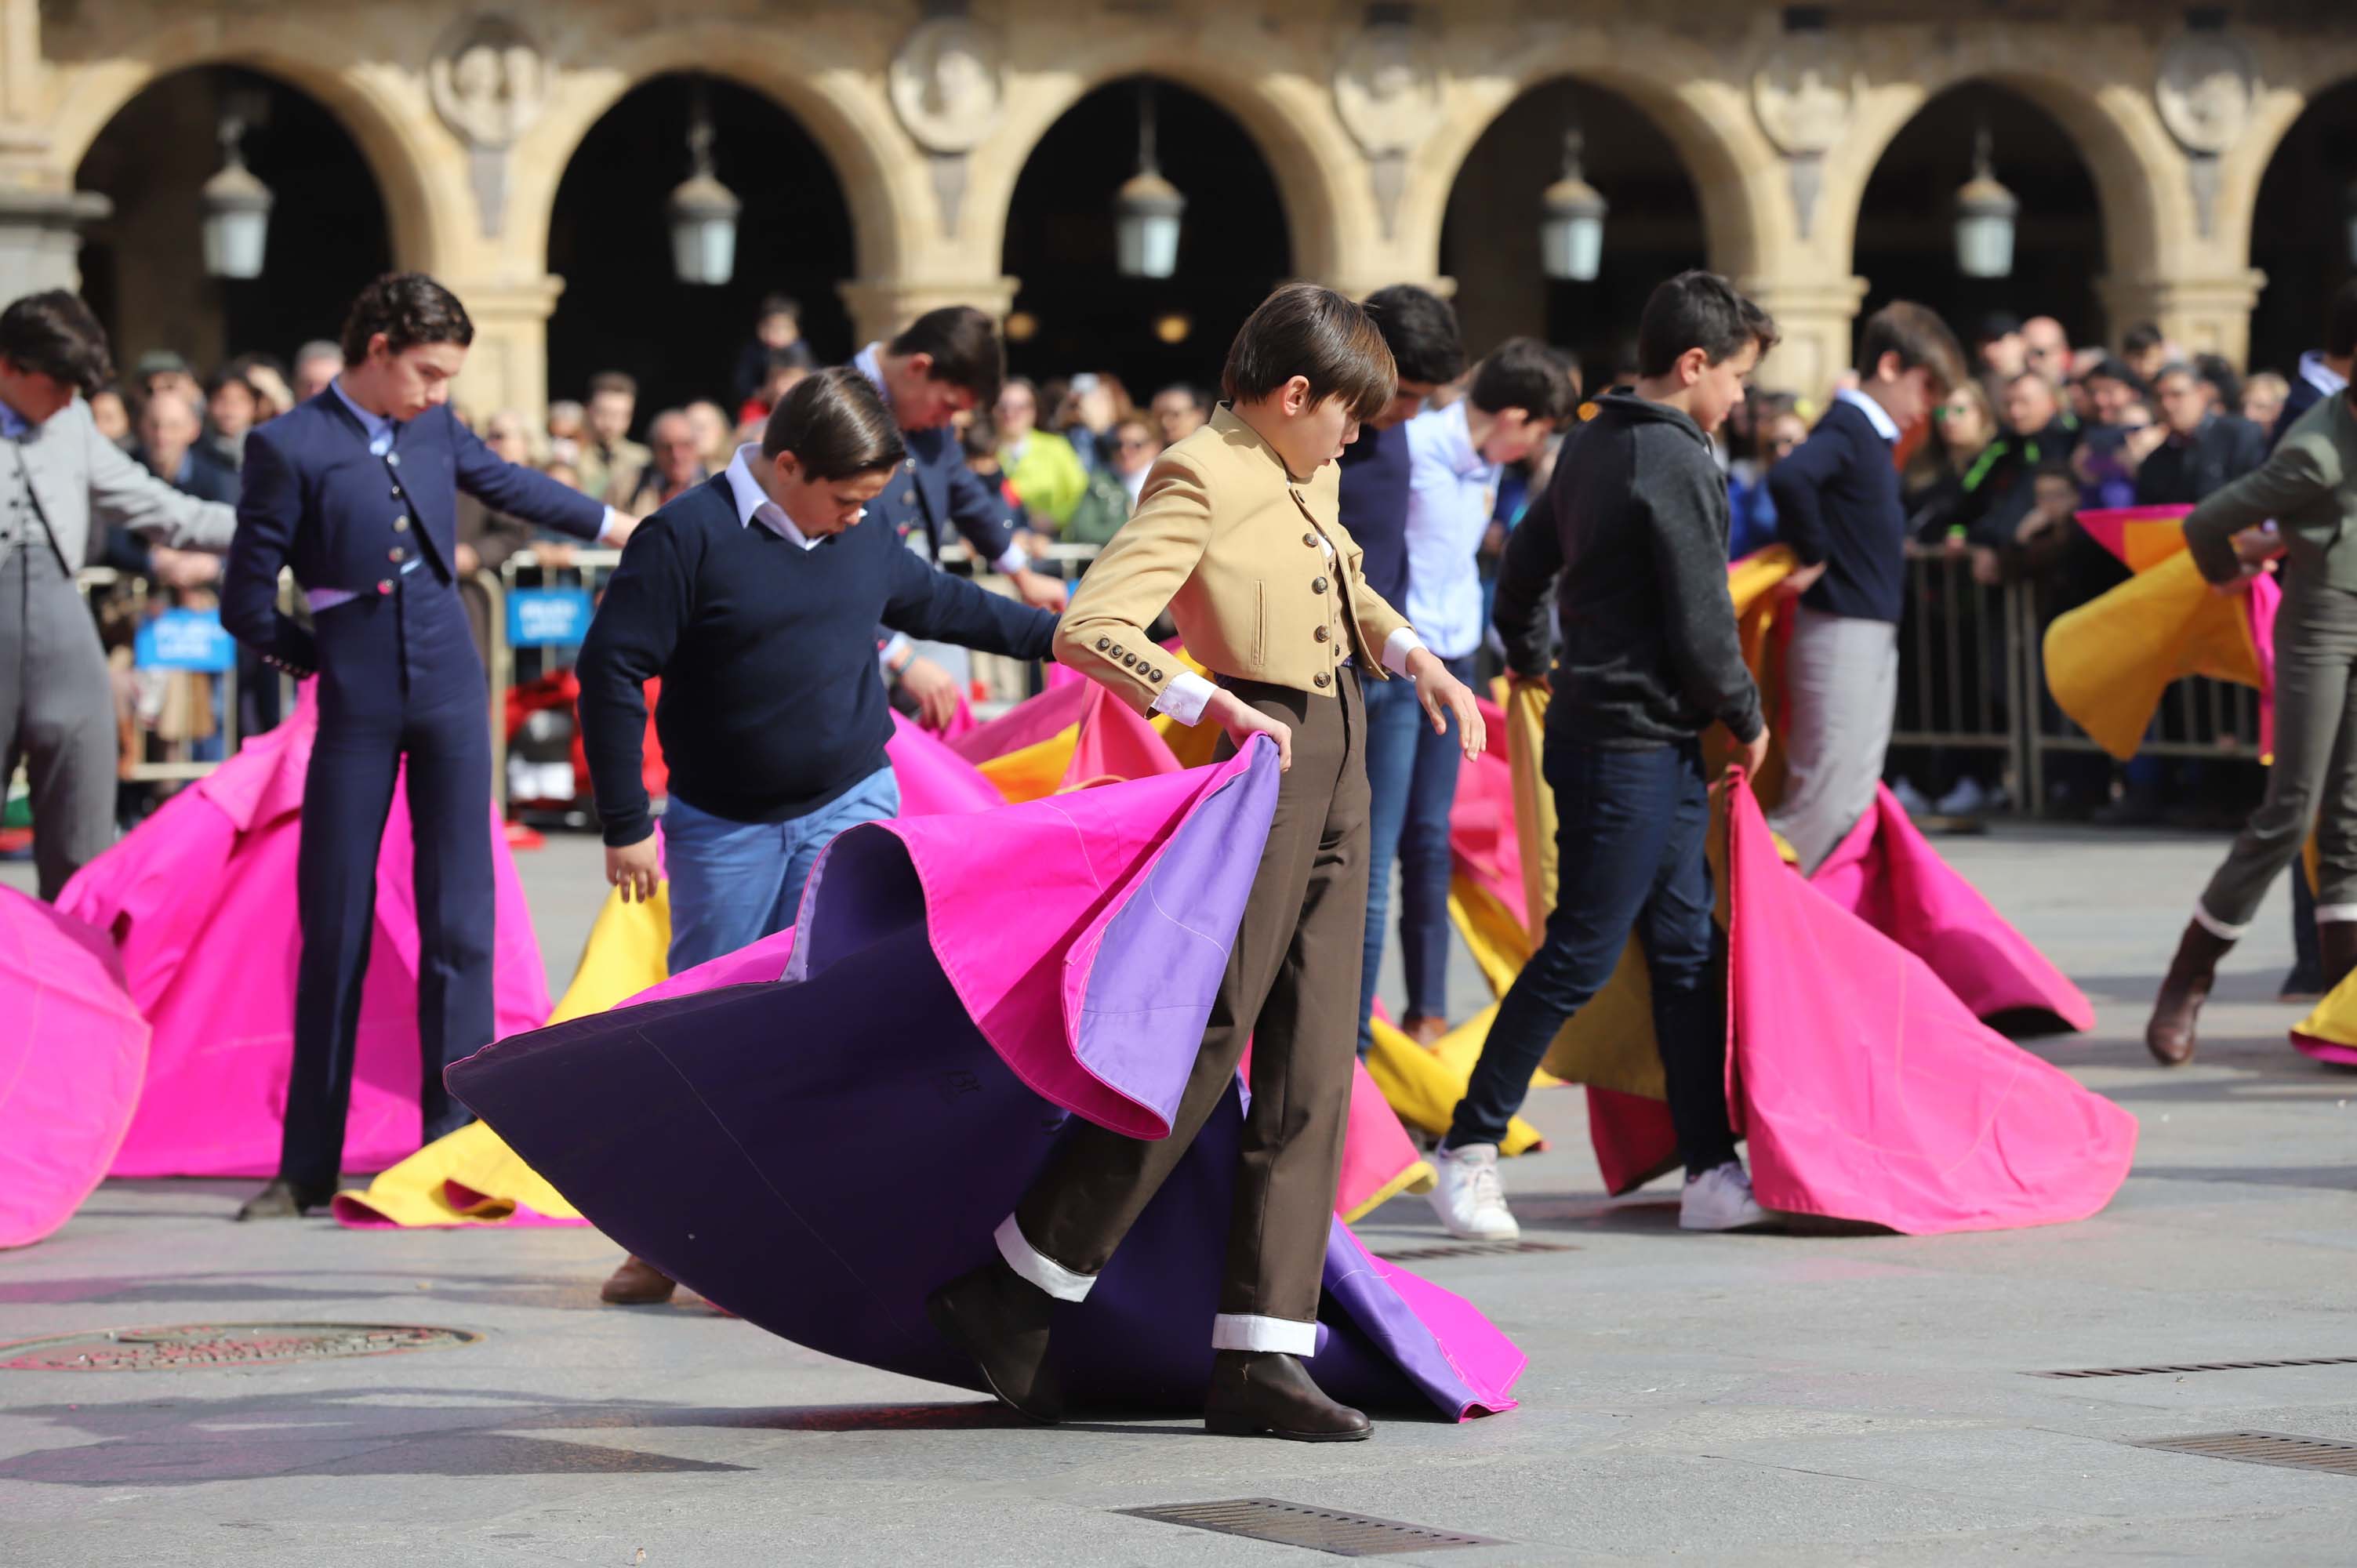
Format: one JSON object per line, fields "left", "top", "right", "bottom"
{"left": 1726, "top": 775, "right": 2136, "bottom": 1232}
{"left": 0, "top": 890, "right": 149, "bottom": 1248}
{"left": 450, "top": 740, "right": 1525, "bottom": 1418}
{"left": 53, "top": 686, "right": 549, "bottom": 1179}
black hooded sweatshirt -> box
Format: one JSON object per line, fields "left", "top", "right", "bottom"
{"left": 1492, "top": 390, "right": 1763, "bottom": 748}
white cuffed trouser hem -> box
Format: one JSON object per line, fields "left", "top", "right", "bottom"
{"left": 993, "top": 1214, "right": 1096, "bottom": 1303}
{"left": 2316, "top": 903, "right": 2357, "bottom": 924}
{"left": 2192, "top": 901, "right": 2250, "bottom": 941}
{"left": 1210, "top": 1313, "right": 1318, "bottom": 1356}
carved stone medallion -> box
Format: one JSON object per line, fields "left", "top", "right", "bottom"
{"left": 429, "top": 15, "right": 544, "bottom": 151}
{"left": 2155, "top": 31, "right": 2254, "bottom": 156}
{"left": 1333, "top": 24, "right": 1441, "bottom": 158}
{"left": 1751, "top": 33, "right": 1856, "bottom": 157}
{"left": 889, "top": 17, "right": 1005, "bottom": 154}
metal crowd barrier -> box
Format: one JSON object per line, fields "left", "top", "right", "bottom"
{"left": 74, "top": 565, "right": 250, "bottom": 785}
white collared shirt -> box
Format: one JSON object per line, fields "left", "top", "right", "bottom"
{"left": 1836, "top": 386, "right": 1902, "bottom": 445}
{"left": 1400, "top": 399, "right": 1498, "bottom": 662}
{"left": 724, "top": 443, "right": 826, "bottom": 550}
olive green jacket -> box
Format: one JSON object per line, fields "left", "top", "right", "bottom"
{"left": 2185, "top": 390, "right": 2357, "bottom": 590}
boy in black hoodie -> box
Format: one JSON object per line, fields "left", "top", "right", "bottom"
{"left": 1430, "top": 271, "right": 1779, "bottom": 1239}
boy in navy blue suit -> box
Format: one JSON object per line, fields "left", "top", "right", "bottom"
{"left": 1766, "top": 303, "right": 1967, "bottom": 872}
{"left": 221, "top": 274, "right": 637, "bottom": 1219}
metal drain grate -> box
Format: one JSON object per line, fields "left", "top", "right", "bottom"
{"left": 2136, "top": 1432, "right": 2357, "bottom": 1477}
{"left": 1120, "top": 1499, "right": 1498, "bottom": 1557}
{"left": 1372, "top": 1240, "right": 1576, "bottom": 1264}
{"left": 2031, "top": 1356, "right": 2357, "bottom": 1380}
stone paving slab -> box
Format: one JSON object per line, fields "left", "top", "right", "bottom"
{"left": 4, "top": 824, "right": 2355, "bottom": 1564}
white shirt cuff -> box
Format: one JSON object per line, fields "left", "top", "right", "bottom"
{"left": 879, "top": 633, "right": 913, "bottom": 673}
{"left": 993, "top": 544, "right": 1030, "bottom": 576}
{"left": 1150, "top": 668, "right": 1218, "bottom": 727}
{"left": 1382, "top": 626, "right": 1425, "bottom": 677}
{"left": 597, "top": 506, "right": 631, "bottom": 546}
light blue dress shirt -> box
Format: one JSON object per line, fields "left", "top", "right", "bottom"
{"left": 1401, "top": 400, "right": 1498, "bottom": 662}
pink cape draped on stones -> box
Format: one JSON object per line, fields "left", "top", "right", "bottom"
{"left": 52, "top": 684, "right": 550, "bottom": 1179}
{"left": 451, "top": 739, "right": 1524, "bottom": 1417}
{"left": 0, "top": 890, "right": 150, "bottom": 1248}
{"left": 1724, "top": 774, "right": 2136, "bottom": 1232}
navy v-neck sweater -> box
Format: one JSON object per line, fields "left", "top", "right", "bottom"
{"left": 577, "top": 474, "right": 1055, "bottom": 845}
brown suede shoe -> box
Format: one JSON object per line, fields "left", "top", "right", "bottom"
{"left": 234, "top": 1178, "right": 330, "bottom": 1221}
{"left": 600, "top": 1254, "right": 678, "bottom": 1305}
{"left": 2320, "top": 920, "right": 2357, "bottom": 995}
{"left": 1203, "top": 1349, "right": 1372, "bottom": 1442}
{"left": 1401, "top": 1014, "right": 1450, "bottom": 1049}
{"left": 2146, "top": 920, "right": 2235, "bottom": 1066}
{"left": 926, "top": 1258, "right": 1064, "bottom": 1425}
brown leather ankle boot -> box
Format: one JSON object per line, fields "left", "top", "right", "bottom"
{"left": 2146, "top": 920, "right": 2235, "bottom": 1065}
{"left": 600, "top": 1254, "right": 677, "bottom": 1305}
{"left": 925, "top": 1258, "right": 1064, "bottom": 1424}
{"left": 1203, "top": 1350, "right": 1371, "bottom": 1442}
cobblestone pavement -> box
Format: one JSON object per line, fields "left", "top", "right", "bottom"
{"left": 4, "top": 824, "right": 2355, "bottom": 1565}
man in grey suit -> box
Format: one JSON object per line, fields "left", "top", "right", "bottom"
{"left": 2148, "top": 379, "right": 2357, "bottom": 1064}
{"left": 2, "top": 291, "right": 237, "bottom": 897}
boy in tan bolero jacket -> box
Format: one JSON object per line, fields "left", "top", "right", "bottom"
{"left": 929, "top": 285, "right": 1483, "bottom": 1443}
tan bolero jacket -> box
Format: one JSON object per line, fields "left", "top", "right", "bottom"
{"left": 1052, "top": 405, "right": 1417, "bottom": 714}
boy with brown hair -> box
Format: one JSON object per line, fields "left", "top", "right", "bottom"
{"left": 1767, "top": 300, "right": 1967, "bottom": 871}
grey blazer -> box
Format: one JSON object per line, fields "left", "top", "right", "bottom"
{"left": 2, "top": 396, "right": 237, "bottom": 569}
{"left": 2184, "top": 390, "right": 2357, "bottom": 591}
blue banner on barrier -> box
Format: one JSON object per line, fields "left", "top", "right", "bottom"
{"left": 507, "top": 588, "right": 596, "bottom": 647}
{"left": 133, "top": 608, "right": 238, "bottom": 673}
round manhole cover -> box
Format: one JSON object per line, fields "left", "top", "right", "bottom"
{"left": 0, "top": 1323, "right": 484, "bottom": 1371}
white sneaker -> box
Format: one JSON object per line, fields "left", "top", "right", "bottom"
{"left": 1890, "top": 778, "right": 1932, "bottom": 818}
{"left": 1678, "top": 1161, "right": 1774, "bottom": 1232}
{"left": 1428, "top": 1143, "right": 1520, "bottom": 1240}
{"left": 1935, "top": 776, "right": 1989, "bottom": 816}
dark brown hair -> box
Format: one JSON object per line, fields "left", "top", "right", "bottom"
{"left": 587, "top": 371, "right": 639, "bottom": 401}
{"left": 761, "top": 365, "right": 907, "bottom": 477}
{"left": 0, "top": 291, "right": 115, "bottom": 394}
{"left": 1469, "top": 336, "right": 1580, "bottom": 423}
{"left": 338, "top": 273, "right": 474, "bottom": 365}
{"left": 888, "top": 306, "right": 1004, "bottom": 408}
{"left": 1636, "top": 271, "right": 1779, "bottom": 378}
{"left": 1856, "top": 301, "right": 1967, "bottom": 396}
{"left": 1222, "top": 282, "right": 1396, "bottom": 423}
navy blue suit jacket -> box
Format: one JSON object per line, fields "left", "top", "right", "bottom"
{"left": 864, "top": 420, "right": 1016, "bottom": 564}
{"left": 222, "top": 391, "right": 605, "bottom": 677}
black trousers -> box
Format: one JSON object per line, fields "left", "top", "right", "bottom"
{"left": 280, "top": 576, "right": 494, "bottom": 1192}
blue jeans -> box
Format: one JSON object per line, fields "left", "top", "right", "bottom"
{"left": 663, "top": 766, "right": 902, "bottom": 975}
{"left": 1399, "top": 654, "right": 1476, "bottom": 1021}
{"left": 1356, "top": 670, "right": 1425, "bottom": 1054}
{"left": 1444, "top": 731, "right": 1735, "bottom": 1178}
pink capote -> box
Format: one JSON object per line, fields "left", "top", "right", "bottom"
{"left": 1812, "top": 784, "right": 2096, "bottom": 1033}
{"left": 887, "top": 713, "right": 1008, "bottom": 815}
{"left": 0, "top": 891, "right": 149, "bottom": 1248}
{"left": 55, "top": 685, "right": 550, "bottom": 1178}
{"left": 1725, "top": 775, "right": 2136, "bottom": 1232}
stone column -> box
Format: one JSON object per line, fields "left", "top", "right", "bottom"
{"left": 447, "top": 275, "right": 565, "bottom": 424}
{"left": 837, "top": 275, "right": 1022, "bottom": 350}
{"left": 0, "top": 0, "right": 111, "bottom": 296}
{"left": 1738, "top": 274, "right": 1869, "bottom": 403}
{"left": 2096, "top": 270, "right": 2268, "bottom": 368}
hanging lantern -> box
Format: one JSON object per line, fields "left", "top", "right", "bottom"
{"left": 666, "top": 86, "right": 741, "bottom": 286}
{"left": 1953, "top": 122, "right": 2019, "bottom": 281}
{"left": 199, "top": 114, "right": 274, "bottom": 281}
{"left": 1539, "top": 129, "right": 1608, "bottom": 283}
{"left": 1114, "top": 82, "right": 1186, "bottom": 279}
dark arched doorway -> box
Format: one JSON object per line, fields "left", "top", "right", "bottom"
{"left": 1443, "top": 79, "right": 1706, "bottom": 378}
{"left": 2248, "top": 78, "right": 2357, "bottom": 380}
{"left": 1001, "top": 77, "right": 1291, "bottom": 394}
{"left": 76, "top": 65, "right": 391, "bottom": 376}
{"left": 1854, "top": 82, "right": 2105, "bottom": 352}
{"left": 547, "top": 74, "right": 854, "bottom": 419}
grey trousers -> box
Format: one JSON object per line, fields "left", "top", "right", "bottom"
{"left": 1768, "top": 605, "right": 1900, "bottom": 876}
{"left": 2198, "top": 576, "right": 2357, "bottom": 933}
{"left": 0, "top": 544, "right": 116, "bottom": 899}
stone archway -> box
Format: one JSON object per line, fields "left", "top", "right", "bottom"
{"left": 72, "top": 63, "right": 394, "bottom": 376}
{"left": 2243, "top": 77, "right": 2357, "bottom": 378}
{"left": 997, "top": 74, "right": 1291, "bottom": 393}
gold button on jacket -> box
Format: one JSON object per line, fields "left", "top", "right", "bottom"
{"left": 1051, "top": 405, "right": 1415, "bottom": 714}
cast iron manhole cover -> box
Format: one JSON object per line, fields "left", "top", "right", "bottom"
{"left": 1373, "top": 1239, "right": 1577, "bottom": 1264}
{"left": 0, "top": 1323, "right": 484, "bottom": 1371}
{"left": 2135, "top": 1431, "right": 2357, "bottom": 1477}
{"left": 1119, "top": 1499, "right": 1500, "bottom": 1556}
{"left": 2031, "top": 1356, "right": 2357, "bottom": 1380}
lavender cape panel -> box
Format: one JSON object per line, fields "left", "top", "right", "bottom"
{"left": 451, "top": 748, "right": 1518, "bottom": 1418}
